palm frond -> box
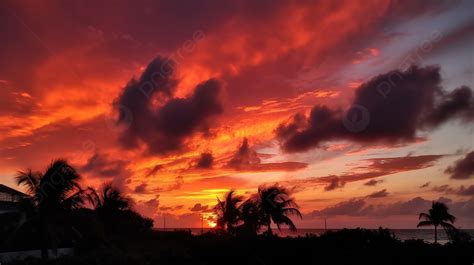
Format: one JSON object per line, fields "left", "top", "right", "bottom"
{"left": 277, "top": 199, "right": 299, "bottom": 208}
{"left": 16, "top": 169, "right": 40, "bottom": 195}
{"left": 40, "top": 159, "right": 82, "bottom": 204}
{"left": 417, "top": 220, "right": 434, "bottom": 227}
{"left": 257, "top": 184, "right": 301, "bottom": 232}
{"left": 282, "top": 207, "right": 303, "bottom": 219}
{"left": 440, "top": 222, "right": 456, "bottom": 230}
{"left": 278, "top": 215, "right": 297, "bottom": 231}
{"left": 85, "top": 186, "right": 101, "bottom": 209}
{"left": 445, "top": 213, "right": 456, "bottom": 224}
{"left": 418, "top": 213, "right": 431, "bottom": 221}
{"left": 62, "top": 189, "right": 85, "bottom": 210}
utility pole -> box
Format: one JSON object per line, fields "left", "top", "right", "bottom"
{"left": 324, "top": 217, "right": 327, "bottom": 232}
{"left": 163, "top": 214, "right": 166, "bottom": 232}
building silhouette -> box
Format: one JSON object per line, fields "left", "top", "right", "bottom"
{"left": 0, "top": 184, "right": 29, "bottom": 214}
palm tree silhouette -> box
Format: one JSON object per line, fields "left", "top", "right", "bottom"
{"left": 214, "top": 190, "right": 243, "bottom": 234}
{"left": 239, "top": 198, "right": 261, "bottom": 235}
{"left": 256, "top": 185, "right": 302, "bottom": 235}
{"left": 86, "top": 183, "right": 153, "bottom": 235}
{"left": 87, "top": 183, "right": 129, "bottom": 213}
{"left": 417, "top": 201, "right": 456, "bottom": 244}
{"left": 16, "top": 159, "right": 84, "bottom": 260}
{"left": 86, "top": 183, "right": 133, "bottom": 234}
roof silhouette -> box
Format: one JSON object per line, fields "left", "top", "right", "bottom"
{"left": 0, "top": 184, "right": 29, "bottom": 198}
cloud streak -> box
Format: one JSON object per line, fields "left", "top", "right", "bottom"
{"left": 309, "top": 196, "right": 474, "bottom": 220}
{"left": 286, "top": 154, "right": 444, "bottom": 190}
{"left": 445, "top": 151, "right": 474, "bottom": 179}
{"left": 226, "top": 138, "right": 308, "bottom": 172}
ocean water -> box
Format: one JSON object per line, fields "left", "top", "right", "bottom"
{"left": 273, "top": 229, "right": 474, "bottom": 245}
{"left": 181, "top": 228, "right": 474, "bottom": 244}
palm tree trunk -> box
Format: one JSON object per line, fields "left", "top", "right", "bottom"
{"left": 267, "top": 223, "right": 272, "bottom": 235}
{"left": 434, "top": 225, "right": 438, "bottom": 244}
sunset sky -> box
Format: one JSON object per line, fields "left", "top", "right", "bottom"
{"left": 0, "top": 0, "right": 473, "bottom": 229}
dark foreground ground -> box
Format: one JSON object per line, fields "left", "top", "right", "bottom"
{"left": 4, "top": 228, "right": 474, "bottom": 265}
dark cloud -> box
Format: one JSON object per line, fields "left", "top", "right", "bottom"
{"left": 431, "top": 184, "right": 454, "bottom": 193}
{"left": 457, "top": 185, "right": 474, "bottom": 196}
{"left": 192, "top": 175, "right": 249, "bottom": 190}
{"left": 309, "top": 196, "right": 474, "bottom": 220}
{"left": 0, "top": 0, "right": 453, "bottom": 112}
{"left": 243, "top": 161, "right": 308, "bottom": 172}
{"left": 134, "top": 176, "right": 183, "bottom": 194}
{"left": 159, "top": 205, "right": 184, "bottom": 212}
{"left": 364, "top": 179, "right": 383, "bottom": 186}
{"left": 445, "top": 151, "right": 474, "bottom": 179}
{"left": 324, "top": 177, "right": 346, "bottom": 191}
{"left": 154, "top": 176, "right": 184, "bottom": 193}
{"left": 226, "top": 138, "right": 307, "bottom": 172}
{"left": 189, "top": 203, "right": 211, "bottom": 212}
{"left": 450, "top": 197, "right": 474, "bottom": 219}
{"left": 431, "top": 184, "right": 474, "bottom": 197}
{"left": 134, "top": 183, "right": 148, "bottom": 194}
{"left": 134, "top": 195, "right": 160, "bottom": 217}
{"left": 227, "top": 138, "right": 261, "bottom": 169}
{"left": 277, "top": 66, "right": 474, "bottom": 152}
{"left": 420, "top": 182, "right": 430, "bottom": 188}
{"left": 310, "top": 199, "right": 371, "bottom": 217}
{"left": 424, "top": 86, "right": 474, "bottom": 126}
{"left": 297, "top": 154, "right": 444, "bottom": 191}
{"left": 366, "top": 189, "right": 389, "bottom": 198}
{"left": 280, "top": 154, "right": 444, "bottom": 192}
{"left": 145, "top": 164, "right": 163, "bottom": 177}
{"left": 195, "top": 152, "right": 214, "bottom": 169}
{"left": 143, "top": 197, "right": 159, "bottom": 209}
{"left": 81, "top": 151, "right": 129, "bottom": 178}
{"left": 373, "top": 197, "right": 440, "bottom": 216}
{"left": 116, "top": 56, "right": 223, "bottom": 155}
{"left": 360, "top": 155, "right": 444, "bottom": 172}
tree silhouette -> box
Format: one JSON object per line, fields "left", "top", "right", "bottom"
{"left": 214, "top": 190, "right": 243, "bottom": 234}
{"left": 239, "top": 198, "right": 261, "bottom": 235}
{"left": 87, "top": 183, "right": 129, "bottom": 213}
{"left": 86, "top": 183, "right": 152, "bottom": 235}
{"left": 16, "top": 159, "right": 85, "bottom": 260}
{"left": 417, "top": 201, "right": 456, "bottom": 244}
{"left": 256, "top": 185, "right": 302, "bottom": 235}
{"left": 88, "top": 183, "right": 128, "bottom": 230}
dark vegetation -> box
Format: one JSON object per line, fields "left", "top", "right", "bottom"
{"left": 3, "top": 228, "right": 474, "bottom": 265}
{"left": 0, "top": 160, "right": 153, "bottom": 258}
{"left": 1, "top": 159, "right": 473, "bottom": 265}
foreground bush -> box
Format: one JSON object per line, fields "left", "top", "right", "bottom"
{"left": 5, "top": 228, "right": 473, "bottom": 265}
